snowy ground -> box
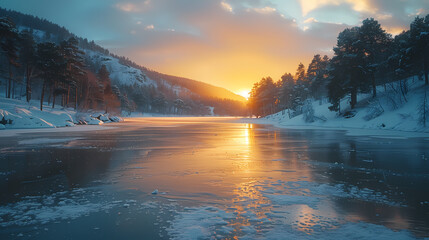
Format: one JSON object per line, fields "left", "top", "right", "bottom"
{"left": 0, "top": 97, "right": 122, "bottom": 132}
{"left": 245, "top": 79, "right": 429, "bottom": 137}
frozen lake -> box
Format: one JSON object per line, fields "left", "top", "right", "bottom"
{"left": 0, "top": 117, "right": 428, "bottom": 239}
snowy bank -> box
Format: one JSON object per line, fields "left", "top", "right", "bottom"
{"left": 0, "top": 97, "right": 123, "bottom": 132}
{"left": 244, "top": 80, "right": 429, "bottom": 137}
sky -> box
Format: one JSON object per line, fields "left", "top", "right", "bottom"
{"left": 1, "top": 0, "right": 428, "bottom": 98}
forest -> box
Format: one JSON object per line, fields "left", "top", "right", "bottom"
{"left": 248, "top": 16, "right": 429, "bottom": 123}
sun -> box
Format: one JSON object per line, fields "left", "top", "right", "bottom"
{"left": 236, "top": 89, "right": 250, "bottom": 100}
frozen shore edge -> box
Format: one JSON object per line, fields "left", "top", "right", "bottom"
{"left": 237, "top": 117, "right": 429, "bottom": 139}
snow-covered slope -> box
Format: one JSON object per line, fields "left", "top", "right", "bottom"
{"left": 85, "top": 50, "right": 156, "bottom": 88}
{"left": 260, "top": 79, "right": 429, "bottom": 133}
{"left": 0, "top": 97, "right": 121, "bottom": 130}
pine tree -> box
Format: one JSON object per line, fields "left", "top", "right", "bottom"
{"left": 294, "top": 62, "right": 308, "bottom": 108}
{"left": 278, "top": 73, "right": 295, "bottom": 117}
{"left": 19, "top": 30, "right": 37, "bottom": 102}
{"left": 328, "top": 27, "right": 367, "bottom": 110}
{"left": 307, "top": 54, "right": 330, "bottom": 100}
{"left": 248, "top": 77, "right": 277, "bottom": 117}
{"left": 97, "top": 65, "right": 119, "bottom": 113}
{"left": 37, "top": 42, "right": 63, "bottom": 111}
{"left": 408, "top": 15, "right": 429, "bottom": 85}
{"left": 358, "top": 18, "right": 392, "bottom": 97}
{"left": 60, "top": 37, "right": 86, "bottom": 108}
{"left": 0, "top": 17, "right": 20, "bottom": 98}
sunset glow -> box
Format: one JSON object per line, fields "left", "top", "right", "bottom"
{"left": 3, "top": 0, "right": 427, "bottom": 96}
{"left": 237, "top": 89, "right": 250, "bottom": 100}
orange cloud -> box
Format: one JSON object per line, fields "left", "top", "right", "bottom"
{"left": 299, "top": 0, "right": 375, "bottom": 16}
{"left": 116, "top": 3, "right": 140, "bottom": 12}
{"left": 220, "top": 1, "right": 233, "bottom": 12}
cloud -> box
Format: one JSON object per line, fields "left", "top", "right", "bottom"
{"left": 298, "top": 0, "right": 374, "bottom": 16}
{"left": 145, "top": 24, "right": 155, "bottom": 30}
{"left": 116, "top": 3, "right": 140, "bottom": 12}
{"left": 251, "top": 7, "right": 277, "bottom": 14}
{"left": 221, "top": 1, "right": 233, "bottom": 12}
{"left": 115, "top": 0, "right": 151, "bottom": 12}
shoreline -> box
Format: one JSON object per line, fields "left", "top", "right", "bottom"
{"left": 2, "top": 116, "right": 428, "bottom": 139}
{"left": 237, "top": 117, "right": 429, "bottom": 139}
{"left": 0, "top": 125, "right": 117, "bottom": 138}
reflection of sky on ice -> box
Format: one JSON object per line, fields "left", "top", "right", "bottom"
{"left": 0, "top": 118, "right": 427, "bottom": 239}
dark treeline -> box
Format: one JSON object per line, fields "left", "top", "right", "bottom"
{"left": 0, "top": 8, "right": 109, "bottom": 55}
{"left": 0, "top": 8, "right": 248, "bottom": 116}
{"left": 249, "top": 16, "right": 429, "bottom": 118}
{"left": 0, "top": 16, "right": 121, "bottom": 113}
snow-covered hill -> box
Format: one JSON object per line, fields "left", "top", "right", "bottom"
{"left": 259, "top": 79, "right": 429, "bottom": 134}
{"left": 85, "top": 50, "right": 157, "bottom": 88}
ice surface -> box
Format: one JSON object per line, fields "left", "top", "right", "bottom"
{"left": 167, "top": 206, "right": 234, "bottom": 240}
{"left": 0, "top": 125, "right": 116, "bottom": 138}
{"left": 164, "top": 177, "right": 412, "bottom": 239}
{"left": 0, "top": 189, "right": 116, "bottom": 227}
{"left": 18, "top": 137, "right": 82, "bottom": 145}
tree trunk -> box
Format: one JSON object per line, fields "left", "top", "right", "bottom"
{"left": 424, "top": 56, "right": 428, "bottom": 86}
{"left": 48, "top": 85, "right": 53, "bottom": 105}
{"left": 52, "top": 92, "right": 56, "bottom": 108}
{"left": 338, "top": 101, "right": 341, "bottom": 114}
{"left": 371, "top": 74, "right": 377, "bottom": 98}
{"left": 40, "top": 81, "right": 46, "bottom": 111}
{"left": 12, "top": 80, "right": 15, "bottom": 99}
{"left": 75, "top": 87, "right": 78, "bottom": 109}
{"left": 350, "top": 88, "right": 357, "bottom": 109}
{"left": 66, "top": 86, "right": 71, "bottom": 106}
{"left": 7, "top": 64, "right": 12, "bottom": 98}
{"left": 26, "top": 65, "right": 32, "bottom": 102}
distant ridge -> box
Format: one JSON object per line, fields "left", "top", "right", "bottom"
{"left": 144, "top": 70, "right": 246, "bottom": 102}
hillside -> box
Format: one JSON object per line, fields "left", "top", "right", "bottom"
{"left": 257, "top": 78, "right": 429, "bottom": 134}
{"left": 143, "top": 70, "right": 246, "bottom": 102}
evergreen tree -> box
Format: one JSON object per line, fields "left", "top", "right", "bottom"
{"left": 0, "top": 17, "right": 20, "bottom": 98}
{"left": 278, "top": 73, "right": 296, "bottom": 117}
{"left": 307, "top": 54, "right": 330, "bottom": 100}
{"left": 408, "top": 15, "right": 429, "bottom": 85}
{"left": 358, "top": 18, "right": 392, "bottom": 97}
{"left": 294, "top": 62, "right": 308, "bottom": 107}
{"left": 329, "top": 27, "right": 367, "bottom": 110}
{"left": 19, "top": 30, "right": 37, "bottom": 102}
{"left": 295, "top": 62, "right": 306, "bottom": 84}
{"left": 60, "top": 37, "right": 86, "bottom": 108}
{"left": 248, "top": 77, "right": 277, "bottom": 117}
{"left": 37, "top": 42, "right": 63, "bottom": 111}
{"left": 97, "top": 65, "right": 119, "bottom": 113}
